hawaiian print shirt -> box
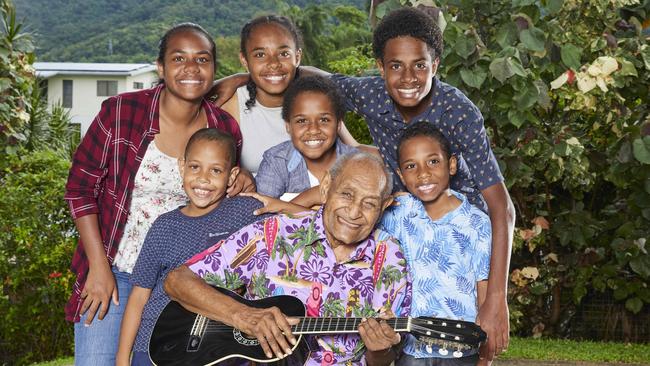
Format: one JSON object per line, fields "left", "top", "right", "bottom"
{"left": 380, "top": 191, "right": 491, "bottom": 358}
{"left": 186, "top": 209, "right": 412, "bottom": 365}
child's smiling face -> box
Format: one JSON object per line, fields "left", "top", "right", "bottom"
{"left": 377, "top": 36, "right": 439, "bottom": 120}
{"left": 240, "top": 22, "right": 301, "bottom": 103}
{"left": 285, "top": 91, "right": 340, "bottom": 162}
{"left": 398, "top": 135, "right": 456, "bottom": 205}
{"left": 179, "top": 139, "right": 238, "bottom": 217}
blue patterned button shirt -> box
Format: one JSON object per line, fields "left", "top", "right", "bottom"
{"left": 256, "top": 139, "right": 357, "bottom": 198}
{"left": 379, "top": 191, "right": 491, "bottom": 358}
{"left": 331, "top": 74, "right": 503, "bottom": 212}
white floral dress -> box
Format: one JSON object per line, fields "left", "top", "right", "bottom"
{"left": 113, "top": 141, "right": 188, "bottom": 273}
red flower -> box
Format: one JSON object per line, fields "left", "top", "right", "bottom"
{"left": 48, "top": 272, "right": 62, "bottom": 279}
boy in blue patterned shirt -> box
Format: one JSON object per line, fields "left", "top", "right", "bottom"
{"left": 380, "top": 122, "right": 491, "bottom": 366}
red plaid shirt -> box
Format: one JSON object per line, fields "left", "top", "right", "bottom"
{"left": 64, "top": 84, "right": 241, "bottom": 322}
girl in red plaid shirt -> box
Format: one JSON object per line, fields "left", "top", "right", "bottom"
{"left": 64, "top": 23, "right": 252, "bottom": 366}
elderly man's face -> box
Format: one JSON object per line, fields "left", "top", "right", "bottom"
{"left": 320, "top": 160, "right": 391, "bottom": 247}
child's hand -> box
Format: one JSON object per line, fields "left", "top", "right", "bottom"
{"left": 389, "top": 191, "right": 409, "bottom": 207}
{"left": 227, "top": 169, "right": 256, "bottom": 197}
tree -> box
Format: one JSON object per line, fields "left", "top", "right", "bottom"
{"left": 0, "top": 0, "right": 34, "bottom": 155}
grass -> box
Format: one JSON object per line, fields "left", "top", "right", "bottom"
{"left": 29, "top": 357, "right": 73, "bottom": 366}
{"left": 29, "top": 338, "right": 650, "bottom": 365}
{"left": 499, "top": 337, "right": 650, "bottom": 364}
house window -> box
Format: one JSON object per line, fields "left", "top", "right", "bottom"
{"left": 38, "top": 79, "right": 48, "bottom": 102}
{"left": 97, "top": 80, "right": 118, "bottom": 96}
{"left": 133, "top": 82, "right": 144, "bottom": 89}
{"left": 62, "top": 80, "right": 73, "bottom": 108}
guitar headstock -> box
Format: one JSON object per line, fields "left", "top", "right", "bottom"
{"left": 409, "top": 317, "right": 486, "bottom": 358}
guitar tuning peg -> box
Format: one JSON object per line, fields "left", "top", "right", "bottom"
{"left": 426, "top": 344, "right": 433, "bottom": 354}
{"left": 438, "top": 347, "right": 448, "bottom": 356}
{"left": 453, "top": 350, "right": 463, "bottom": 358}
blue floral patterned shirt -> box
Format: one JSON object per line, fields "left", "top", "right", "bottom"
{"left": 256, "top": 139, "right": 357, "bottom": 198}
{"left": 380, "top": 191, "right": 491, "bottom": 358}
{"left": 331, "top": 74, "right": 503, "bottom": 212}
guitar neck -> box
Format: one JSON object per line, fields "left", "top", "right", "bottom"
{"left": 291, "top": 317, "right": 410, "bottom": 335}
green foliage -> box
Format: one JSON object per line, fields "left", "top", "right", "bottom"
{"left": 0, "top": 149, "right": 76, "bottom": 365}
{"left": 24, "top": 81, "right": 80, "bottom": 158}
{"left": 327, "top": 43, "right": 376, "bottom": 144}
{"left": 0, "top": 0, "right": 35, "bottom": 155}
{"left": 14, "top": 0, "right": 365, "bottom": 64}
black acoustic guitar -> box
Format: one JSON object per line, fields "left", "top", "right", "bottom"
{"left": 149, "top": 286, "right": 486, "bottom": 366}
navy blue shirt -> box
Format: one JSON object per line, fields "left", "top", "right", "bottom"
{"left": 129, "top": 196, "right": 268, "bottom": 352}
{"left": 331, "top": 74, "right": 503, "bottom": 212}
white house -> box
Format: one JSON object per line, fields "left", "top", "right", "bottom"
{"left": 34, "top": 62, "right": 159, "bottom": 135}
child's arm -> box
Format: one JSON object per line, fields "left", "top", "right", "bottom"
{"left": 116, "top": 286, "right": 152, "bottom": 366}
{"left": 220, "top": 94, "right": 240, "bottom": 123}
{"left": 210, "top": 73, "right": 249, "bottom": 107}
{"left": 241, "top": 192, "right": 311, "bottom": 215}
{"left": 478, "top": 183, "right": 515, "bottom": 360}
{"left": 289, "top": 186, "right": 321, "bottom": 208}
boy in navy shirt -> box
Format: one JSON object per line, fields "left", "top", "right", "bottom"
{"left": 116, "top": 128, "right": 267, "bottom": 366}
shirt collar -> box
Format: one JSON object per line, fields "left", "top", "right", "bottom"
{"left": 287, "top": 138, "right": 348, "bottom": 174}
{"left": 403, "top": 189, "right": 468, "bottom": 224}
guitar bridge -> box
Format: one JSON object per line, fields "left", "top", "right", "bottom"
{"left": 187, "top": 314, "right": 208, "bottom": 352}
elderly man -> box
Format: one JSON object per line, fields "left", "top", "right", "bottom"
{"left": 163, "top": 152, "right": 411, "bottom": 366}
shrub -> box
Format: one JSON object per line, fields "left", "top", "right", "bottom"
{"left": 0, "top": 149, "right": 75, "bottom": 365}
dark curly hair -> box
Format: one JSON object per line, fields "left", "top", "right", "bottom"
{"left": 397, "top": 121, "right": 452, "bottom": 161}
{"left": 184, "top": 128, "right": 237, "bottom": 167}
{"left": 240, "top": 15, "right": 302, "bottom": 110}
{"left": 281, "top": 75, "right": 345, "bottom": 122}
{"left": 372, "top": 7, "right": 443, "bottom": 62}
{"left": 157, "top": 22, "right": 217, "bottom": 70}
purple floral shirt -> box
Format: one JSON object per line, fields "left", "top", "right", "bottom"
{"left": 186, "top": 209, "right": 411, "bottom": 365}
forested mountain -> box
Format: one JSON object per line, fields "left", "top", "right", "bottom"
{"left": 15, "top": 0, "right": 366, "bottom": 64}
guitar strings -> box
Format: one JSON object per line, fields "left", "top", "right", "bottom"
{"left": 201, "top": 318, "right": 411, "bottom": 333}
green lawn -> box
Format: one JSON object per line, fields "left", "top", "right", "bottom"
{"left": 499, "top": 337, "right": 650, "bottom": 364}
{"left": 30, "top": 337, "right": 650, "bottom": 365}
{"left": 30, "top": 357, "right": 73, "bottom": 366}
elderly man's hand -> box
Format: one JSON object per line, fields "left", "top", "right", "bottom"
{"left": 231, "top": 304, "right": 299, "bottom": 360}
{"left": 359, "top": 310, "right": 401, "bottom": 366}
{"left": 358, "top": 317, "right": 401, "bottom": 352}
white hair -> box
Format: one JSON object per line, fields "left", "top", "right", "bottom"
{"left": 328, "top": 151, "right": 393, "bottom": 200}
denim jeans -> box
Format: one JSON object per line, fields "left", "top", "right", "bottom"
{"left": 74, "top": 268, "right": 132, "bottom": 366}
{"left": 396, "top": 353, "right": 480, "bottom": 366}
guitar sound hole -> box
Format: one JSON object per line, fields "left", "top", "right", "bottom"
{"left": 233, "top": 328, "right": 260, "bottom": 346}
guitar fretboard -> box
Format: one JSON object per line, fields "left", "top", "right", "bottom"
{"left": 291, "top": 317, "right": 411, "bottom": 334}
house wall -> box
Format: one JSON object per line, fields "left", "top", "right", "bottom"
{"left": 45, "top": 71, "right": 158, "bottom": 135}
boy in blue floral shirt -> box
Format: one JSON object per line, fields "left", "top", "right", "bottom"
{"left": 380, "top": 122, "right": 491, "bottom": 366}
